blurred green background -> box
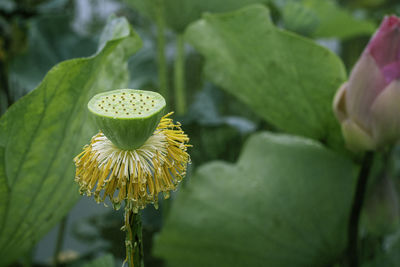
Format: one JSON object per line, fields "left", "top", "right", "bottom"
{"left": 1, "top": 0, "right": 400, "bottom": 266}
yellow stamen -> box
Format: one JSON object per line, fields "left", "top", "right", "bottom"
{"left": 74, "top": 112, "right": 190, "bottom": 212}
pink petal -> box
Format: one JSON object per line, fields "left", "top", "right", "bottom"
{"left": 371, "top": 80, "right": 400, "bottom": 146}
{"left": 382, "top": 61, "right": 400, "bottom": 84}
{"left": 346, "top": 53, "right": 386, "bottom": 130}
{"left": 367, "top": 15, "right": 400, "bottom": 69}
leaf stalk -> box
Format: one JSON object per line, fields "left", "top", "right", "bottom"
{"left": 174, "top": 34, "right": 186, "bottom": 115}
{"left": 155, "top": 0, "right": 169, "bottom": 106}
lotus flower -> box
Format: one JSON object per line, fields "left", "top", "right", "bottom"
{"left": 74, "top": 89, "right": 191, "bottom": 212}
{"left": 333, "top": 15, "right": 400, "bottom": 151}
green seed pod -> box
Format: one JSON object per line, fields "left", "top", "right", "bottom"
{"left": 88, "top": 89, "right": 166, "bottom": 150}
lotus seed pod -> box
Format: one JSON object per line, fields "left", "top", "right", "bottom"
{"left": 88, "top": 89, "right": 166, "bottom": 150}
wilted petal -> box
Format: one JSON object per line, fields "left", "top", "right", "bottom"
{"left": 346, "top": 53, "right": 386, "bottom": 129}
{"left": 367, "top": 15, "right": 400, "bottom": 69}
{"left": 371, "top": 80, "right": 400, "bottom": 146}
{"left": 333, "top": 82, "right": 348, "bottom": 123}
{"left": 341, "top": 119, "right": 375, "bottom": 152}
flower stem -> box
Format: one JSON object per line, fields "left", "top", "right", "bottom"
{"left": 347, "top": 151, "right": 374, "bottom": 267}
{"left": 124, "top": 207, "right": 144, "bottom": 267}
{"left": 155, "top": 0, "right": 168, "bottom": 105}
{"left": 174, "top": 33, "right": 186, "bottom": 115}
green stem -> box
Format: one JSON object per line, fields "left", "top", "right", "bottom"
{"left": 347, "top": 151, "right": 374, "bottom": 267}
{"left": 124, "top": 207, "right": 144, "bottom": 267}
{"left": 174, "top": 33, "right": 186, "bottom": 115}
{"left": 52, "top": 216, "right": 68, "bottom": 267}
{"left": 155, "top": 0, "right": 168, "bottom": 104}
{"left": 0, "top": 58, "right": 11, "bottom": 114}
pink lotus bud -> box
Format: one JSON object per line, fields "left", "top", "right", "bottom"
{"left": 333, "top": 15, "right": 400, "bottom": 151}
